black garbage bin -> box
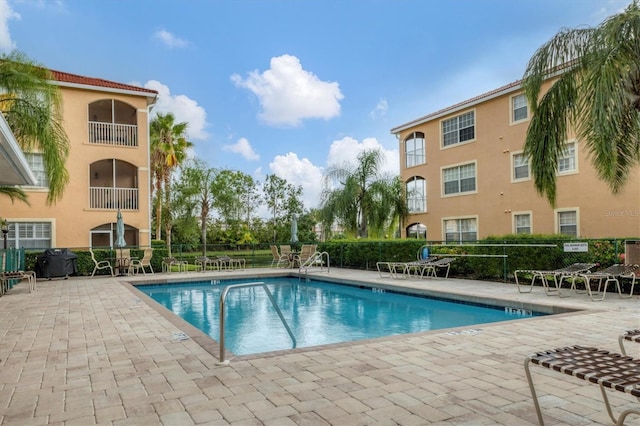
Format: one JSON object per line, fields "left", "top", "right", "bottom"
{"left": 36, "top": 248, "right": 78, "bottom": 279}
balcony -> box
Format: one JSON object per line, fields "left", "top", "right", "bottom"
{"left": 89, "top": 187, "right": 139, "bottom": 210}
{"left": 88, "top": 122, "right": 138, "bottom": 147}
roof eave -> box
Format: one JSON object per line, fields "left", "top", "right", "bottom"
{"left": 0, "top": 114, "right": 37, "bottom": 186}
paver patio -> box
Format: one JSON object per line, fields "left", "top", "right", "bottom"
{"left": 0, "top": 268, "right": 638, "bottom": 425}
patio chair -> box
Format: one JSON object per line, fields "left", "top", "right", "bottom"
{"left": 514, "top": 262, "right": 596, "bottom": 295}
{"left": 525, "top": 346, "right": 640, "bottom": 425}
{"left": 574, "top": 264, "right": 639, "bottom": 301}
{"left": 270, "top": 245, "right": 289, "bottom": 268}
{"left": 130, "top": 247, "right": 154, "bottom": 275}
{"left": 90, "top": 248, "right": 114, "bottom": 277}
{"left": 294, "top": 244, "right": 318, "bottom": 268}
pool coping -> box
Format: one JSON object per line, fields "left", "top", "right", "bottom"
{"left": 123, "top": 270, "right": 593, "bottom": 363}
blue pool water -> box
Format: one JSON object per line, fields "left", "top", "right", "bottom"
{"left": 137, "top": 277, "right": 544, "bottom": 356}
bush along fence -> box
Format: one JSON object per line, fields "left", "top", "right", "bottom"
{"left": 14, "top": 235, "right": 638, "bottom": 293}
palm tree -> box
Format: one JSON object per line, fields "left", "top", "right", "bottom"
{"left": 522, "top": 1, "right": 640, "bottom": 205}
{"left": 321, "top": 149, "right": 406, "bottom": 238}
{"left": 0, "top": 51, "right": 70, "bottom": 203}
{"left": 150, "top": 113, "right": 192, "bottom": 248}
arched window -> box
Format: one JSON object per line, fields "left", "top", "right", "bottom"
{"left": 406, "top": 176, "right": 426, "bottom": 213}
{"left": 406, "top": 223, "right": 427, "bottom": 239}
{"left": 404, "top": 132, "right": 425, "bottom": 167}
{"left": 90, "top": 222, "right": 139, "bottom": 248}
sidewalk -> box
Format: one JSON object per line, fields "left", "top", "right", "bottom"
{"left": 0, "top": 268, "right": 637, "bottom": 425}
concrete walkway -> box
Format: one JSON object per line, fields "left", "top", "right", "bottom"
{"left": 0, "top": 268, "right": 638, "bottom": 425}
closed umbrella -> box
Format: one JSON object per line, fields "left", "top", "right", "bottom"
{"left": 115, "top": 209, "right": 126, "bottom": 274}
{"left": 115, "top": 209, "right": 126, "bottom": 248}
{"left": 290, "top": 215, "right": 298, "bottom": 247}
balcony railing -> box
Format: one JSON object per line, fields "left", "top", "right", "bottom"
{"left": 88, "top": 122, "right": 138, "bottom": 147}
{"left": 90, "top": 187, "right": 139, "bottom": 210}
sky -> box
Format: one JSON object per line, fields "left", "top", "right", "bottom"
{"left": 0, "top": 0, "right": 631, "bottom": 217}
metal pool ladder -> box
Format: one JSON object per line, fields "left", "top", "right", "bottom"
{"left": 218, "top": 281, "right": 296, "bottom": 364}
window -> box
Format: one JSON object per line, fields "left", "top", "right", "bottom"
{"left": 443, "top": 163, "right": 476, "bottom": 195}
{"left": 7, "top": 222, "right": 52, "bottom": 249}
{"left": 558, "top": 142, "right": 576, "bottom": 173}
{"left": 512, "top": 94, "right": 528, "bottom": 122}
{"left": 558, "top": 210, "right": 577, "bottom": 236}
{"left": 514, "top": 213, "right": 531, "bottom": 234}
{"left": 444, "top": 218, "right": 477, "bottom": 243}
{"left": 442, "top": 111, "right": 475, "bottom": 147}
{"left": 512, "top": 153, "right": 530, "bottom": 180}
{"left": 406, "top": 177, "right": 426, "bottom": 213}
{"left": 405, "top": 132, "right": 425, "bottom": 167}
{"left": 25, "top": 153, "right": 48, "bottom": 187}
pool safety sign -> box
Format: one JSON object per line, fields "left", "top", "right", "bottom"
{"left": 563, "top": 242, "right": 588, "bottom": 252}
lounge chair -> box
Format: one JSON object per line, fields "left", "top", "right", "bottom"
{"left": 270, "top": 245, "right": 289, "bottom": 268}
{"left": 215, "top": 255, "right": 245, "bottom": 270}
{"left": 619, "top": 329, "right": 640, "bottom": 356}
{"left": 525, "top": 346, "right": 640, "bottom": 425}
{"left": 130, "top": 247, "right": 154, "bottom": 275}
{"left": 194, "top": 255, "right": 222, "bottom": 272}
{"left": 90, "top": 248, "right": 114, "bottom": 277}
{"left": 1, "top": 251, "right": 35, "bottom": 294}
{"left": 574, "top": 264, "right": 639, "bottom": 301}
{"left": 163, "top": 257, "right": 188, "bottom": 273}
{"left": 514, "top": 262, "right": 596, "bottom": 295}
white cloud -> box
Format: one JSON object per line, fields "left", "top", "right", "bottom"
{"left": 142, "top": 80, "right": 208, "bottom": 141}
{"left": 231, "top": 54, "right": 344, "bottom": 127}
{"left": 153, "top": 29, "right": 189, "bottom": 49}
{"left": 370, "top": 98, "right": 388, "bottom": 119}
{"left": 269, "top": 152, "right": 325, "bottom": 210}
{"left": 327, "top": 136, "right": 399, "bottom": 175}
{"left": 223, "top": 137, "right": 260, "bottom": 161}
{"left": 0, "top": 0, "right": 20, "bottom": 53}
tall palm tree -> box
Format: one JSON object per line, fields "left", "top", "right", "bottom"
{"left": 522, "top": 1, "right": 640, "bottom": 205}
{"left": 150, "top": 113, "right": 192, "bottom": 247}
{"left": 0, "top": 51, "right": 70, "bottom": 203}
{"left": 321, "top": 149, "right": 406, "bottom": 238}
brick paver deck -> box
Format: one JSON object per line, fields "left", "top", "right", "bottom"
{"left": 0, "top": 268, "right": 638, "bottom": 425}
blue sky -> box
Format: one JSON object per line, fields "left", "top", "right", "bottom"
{"left": 0, "top": 0, "right": 631, "bottom": 215}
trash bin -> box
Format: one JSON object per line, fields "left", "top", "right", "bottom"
{"left": 36, "top": 248, "right": 78, "bottom": 279}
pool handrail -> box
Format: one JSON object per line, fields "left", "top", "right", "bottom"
{"left": 218, "top": 281, "right": 296, "bottom": 364}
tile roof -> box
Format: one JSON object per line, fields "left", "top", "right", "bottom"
{"left": 50, "top": 69, "right": 158, "bottom": 96}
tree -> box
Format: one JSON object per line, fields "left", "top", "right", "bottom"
{"left": 175, "top": 158, "right": 217, "bottom": 253}
{"left": 263, "top": 174, "right": 303, "bottom": 242}
{"left": 212, "top": 170, "right": 260, "bottom": 225}
{"left": 149, "top": 113, "right": 192, "bottom": 252}
{"left": 522, "top": 1, "right": 640, "bottom": 205}
{"left": 320, "top": 149, "right": 406, "bottom": 238}
{"left": 0, "top": 51, "right": 70, "bottom": 203}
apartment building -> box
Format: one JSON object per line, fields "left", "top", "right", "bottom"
{"left": 391, "top": 79, "right": 640, "bottom": 241}
{"left": 0, "top": 70, "right": 158, "bottom": 249}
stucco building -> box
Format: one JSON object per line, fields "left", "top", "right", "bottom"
{"left": 391, "top": 79, "right": 640, "bottom": 241}
{"left": 0, "top": 70, "right": 158, "bottom": 249}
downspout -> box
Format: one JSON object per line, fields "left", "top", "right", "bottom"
{"left": 146, "top": 97, "right": 157, "bottom": 246}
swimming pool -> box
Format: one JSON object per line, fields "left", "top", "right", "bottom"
{"left": 136, "top": 277, "right": 545, "bottom": 356}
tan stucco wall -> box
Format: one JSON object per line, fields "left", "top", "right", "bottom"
{"left": 0, "top": 85, "right": 153, "bottom": 249}
{"left": 399, "top": 83, "right": 640, "bottom": 240}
